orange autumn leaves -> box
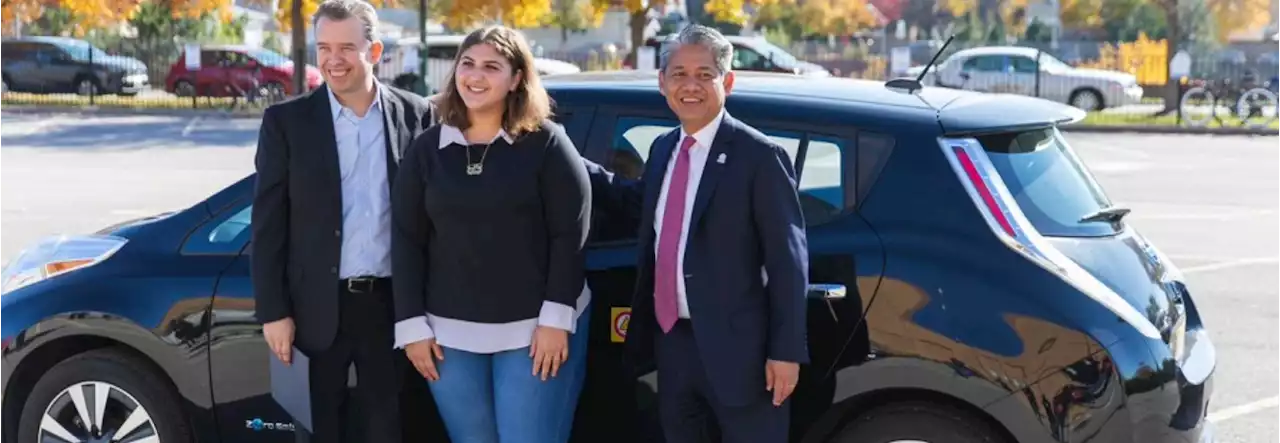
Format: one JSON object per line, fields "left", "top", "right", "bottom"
{"left": 3, "top": 0, "right": 232, "bottom": 34}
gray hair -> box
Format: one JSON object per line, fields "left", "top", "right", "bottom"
{"left": 312, "top": 0, "right": 380, "bottom": 43}
{"left": 659, "top": 24, "right": 733, "bottom": 75}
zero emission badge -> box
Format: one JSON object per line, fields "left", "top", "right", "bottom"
{"left": 611, "top": 307, "right": 631, "bottom": 343}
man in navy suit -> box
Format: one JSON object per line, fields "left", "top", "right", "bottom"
{"left": 590, "top": 24, "right": 809, "bottom": 443}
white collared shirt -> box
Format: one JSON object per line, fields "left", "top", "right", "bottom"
{"left": 328, "top": 84, "right": 391, "bottom": 279}
{"left": 653, "top": 109, "right": 726, "bottom": 319}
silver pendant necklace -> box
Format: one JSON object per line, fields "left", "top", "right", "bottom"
{"left": 465, "top": 142, "right": 492, "bottom": 176}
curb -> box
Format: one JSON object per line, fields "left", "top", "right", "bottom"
{"left": 1, "top": 105, "right": 263, "bottom": 119}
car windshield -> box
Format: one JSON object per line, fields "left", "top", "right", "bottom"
{"left": 246, "top": 48, "right": 290, "bottom": 66}
{"left": 976, "top": 127, "right": 1119, "bottom": 237}
{"left": 1037, "top": 54, "right": 1071, "bottom": 71}
{"left": 751, "top": 40, "right": 799, "bottom": 68}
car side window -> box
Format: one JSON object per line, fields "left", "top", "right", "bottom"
{"left": 606, "top": 116, "right": 847, "bottom": 226}
{"left": 963, "top": 55, "right": 1006, "bottom": 72}
{"left": 1010, "top": 56, "right": 1038, "bottom": 73}
{"left": 182, "top": 204, "right": 252, "bottom": 255}
{"left": 427, "top": 45, "right": 457, "bottom": 60}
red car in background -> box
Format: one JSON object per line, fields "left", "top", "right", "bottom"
{"left": 164, "top": 45, "right": 322, "bottom": 100}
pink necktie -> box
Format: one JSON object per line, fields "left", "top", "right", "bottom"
{"left": 655, "top": 135, "right": 697, "bottom": 333}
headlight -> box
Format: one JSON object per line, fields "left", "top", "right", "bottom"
{"left": 1, "top": 235, "right": 127, "bottom": 295}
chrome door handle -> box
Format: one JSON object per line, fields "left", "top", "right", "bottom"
{"left": 807, "top": 283, "right": 847, "bottom": 300}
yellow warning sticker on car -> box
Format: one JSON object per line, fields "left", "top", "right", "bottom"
{"left": 611, "top": 307, "right": 631, "bottom": 343}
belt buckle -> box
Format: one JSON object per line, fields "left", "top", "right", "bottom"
{"left": 347, "top": 277, "right": 373, "bottom": 294}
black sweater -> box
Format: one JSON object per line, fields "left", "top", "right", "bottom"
{"left": 391, "top": 120, "right": 591, "bottom": 324}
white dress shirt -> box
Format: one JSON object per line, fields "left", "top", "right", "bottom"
{"left": 653, "top": 109, "right": 725, "bottom": 319}
{"left": 328, "top": 84, "right": 392, "bottom": 279}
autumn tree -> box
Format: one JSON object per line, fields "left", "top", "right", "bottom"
{"left": 3, "top": 0, "right": 234, "bottom": 36}
{"left": 542, "top": 0, "right": 606, "bottom": 44}
{"left": 794, "top": 0, "right": 878, "bottom": 35}
{"left": 1206, "top": 0, "right": 1270, "bottom": 41}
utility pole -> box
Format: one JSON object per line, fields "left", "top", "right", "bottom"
{"left": 418, "top": 0, "right": 429, "bottom": 95}
{"left": 291, "top": 0, "right": 306, "bottom": 96}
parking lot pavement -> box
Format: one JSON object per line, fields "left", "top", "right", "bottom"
{"left": 2, "top": 113, "right": 1276, "bottom": 441}
{"left": 1067, "top": 131, "right": 1278, "bottom": 443}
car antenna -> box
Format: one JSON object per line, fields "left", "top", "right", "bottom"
{"left": 885, "top": 34, "right": 956, "bottom": 94}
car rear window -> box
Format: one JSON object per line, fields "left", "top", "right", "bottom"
{"left": 976, "top": 128, "right": 1119, "bottom": 237}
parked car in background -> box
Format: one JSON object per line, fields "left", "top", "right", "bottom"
{"left": 370, "top": 35, "right": 582, "bottom": 93}
{"left": 163, "top": 45, "right": 322, "bottom": 100}
{"left": 907, "top": 46, "right": 1144, "bottom": 111}
{"left": 2, "top": 72, "right": 1215, "bottom": 443}
{"left": 1, "top": 36, "right": 150, "bottom": 96}
{"left": 626, "top": 34, "right": 831, "bottom": 77}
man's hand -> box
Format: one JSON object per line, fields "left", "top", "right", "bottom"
{"left": 765, "top": 359, "right": 800, "bottom": 406}
{"left": 405, "top": 339, "right": 444, "bottom": 381}
{"left": 263, "top": 318, "right": 295, "bottom": 365}
{"left": 530, "top": 326, "right": 568, "bottom": 381}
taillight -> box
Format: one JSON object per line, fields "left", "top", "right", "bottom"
{"left": 952, "top": 147, "right": 1015, "bottom": 237}
{"left": 940, "top": 136, "right": 1161, "bottom": 340}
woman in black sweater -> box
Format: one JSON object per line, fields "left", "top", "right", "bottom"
{"left": 390, "top": 25, "right": 592, "bottom": 442}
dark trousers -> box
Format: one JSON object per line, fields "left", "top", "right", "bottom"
{"left": 656, "top": 320, "right": 789, "bottom": 443}
{"left": 295, "top": 280, "right": 401, "bottom": 443}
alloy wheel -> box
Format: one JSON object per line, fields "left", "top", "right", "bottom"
{"left": 39, "top": 380, "right": 160, "bottom": 443}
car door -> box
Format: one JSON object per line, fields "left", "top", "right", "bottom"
{"left": 959, "top": 55, "right": 1012, "bottom": 93}
{"left": 177, "top": 193, "right": 292, "bottom": 442}
{"left": 575, "top": 103, "right": 883, "bottom": 440}
{"left": 424, "top": 44, "right": 457, "bottom": 93}
{"left": 2, "top": 42, "right": 43, "bottom": 91}
{"left": 1005, "top": 55, "right": 1041, "bottom": 97}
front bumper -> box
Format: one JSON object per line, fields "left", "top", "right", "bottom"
{"left": 1106, "top": 85, "right": 1146, "bottom": 108}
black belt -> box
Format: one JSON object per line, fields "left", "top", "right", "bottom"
{"left": 340, "top": 276, "right": 390, "bottom": 294}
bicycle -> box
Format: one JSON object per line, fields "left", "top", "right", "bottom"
{"left": 1180, "top": 70, "right": 1279, "bottom": 129}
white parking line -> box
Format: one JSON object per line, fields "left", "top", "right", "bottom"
{"left": 181, "top": 116, "right": 203, "bottom": 137}
{"left": 1208, "top": 396, "right": 1280, "bottom": 423}
{"left": 1181, "top": 257, "right": 1280, "bottom": 274}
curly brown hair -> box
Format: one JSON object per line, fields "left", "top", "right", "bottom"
{"left": 435, "top": 26, "right": 551, "bottom": 137}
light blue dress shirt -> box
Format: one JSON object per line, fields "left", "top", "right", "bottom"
{"left": 328, "top": 85, "right": 392, "bottom": 279}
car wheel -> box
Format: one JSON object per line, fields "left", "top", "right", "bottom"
{"left": 17, "top": 348, "right": 191, "bottom": 443}
{"left": 1069, "top": 88, "right": 1104, "bottom": 111}
{"left": 829, "top": 401, "right": 1005, "bottom": 443}
{"left": 174, "top": 80, "right": 196, "bottom": 97}
{"left": 75, "top": 76, "right": 99, "bottom": 96}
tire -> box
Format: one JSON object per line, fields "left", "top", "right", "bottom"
{"left": 830, "top": 401, "right": 1005, "bottom": 443}
{"left": 17, "top": 348, "right": 191, "bottom": 443}
{"left": 174, "top": 80, "right": 196, "bottom": 97}
{"left": 1068, "top": 88, "right": 1103, "bottom": 111}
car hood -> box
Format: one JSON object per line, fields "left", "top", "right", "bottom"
{"left": 794, "top": 61, "right": 831, "bottom": 77}
{"left": 1064, "top": 67, "right": 1136, "bottom": 85}
{"left": 100, "top": 55, "right": 147, "bottom": 73}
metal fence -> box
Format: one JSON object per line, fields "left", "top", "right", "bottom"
{"left": 4, "top": 35, "right": 1277, "bottom": 132}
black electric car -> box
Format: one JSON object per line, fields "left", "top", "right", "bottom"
{"left": 1, "top": 71, "right": 1215, "bottom": 443}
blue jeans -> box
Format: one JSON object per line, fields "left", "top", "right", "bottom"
{"left": 428, "top": 306, "right": 591, "bottom": 443}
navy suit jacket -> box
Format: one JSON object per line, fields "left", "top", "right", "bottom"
{"left": 588, "top": 113, "right": 810, "bottom": 407}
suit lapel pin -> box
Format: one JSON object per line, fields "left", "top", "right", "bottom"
{"left": 716, "top": 153, "right": 727, "bottom": 164}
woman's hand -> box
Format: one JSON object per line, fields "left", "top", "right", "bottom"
{"left": 405, "top": 338, "right": 444, "bottom": 381}
{"left": 530, "top": 326, "right": 569, "bottom": 381}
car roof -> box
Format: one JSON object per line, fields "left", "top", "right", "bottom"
{"left": 542, "top": 70, "right": 1084, "bottom": 135}
{"left": 5, "top": 36, "right": 86, "bottom": 46}
{"left": 949, "top": 46, "right": 1043, "bottom": 59}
